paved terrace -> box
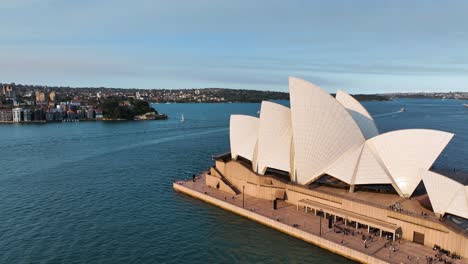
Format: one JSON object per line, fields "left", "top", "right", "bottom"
{"left": 311, "top": 185, "right": 468, "bottom": 238}
{"left": 176, "top": 173, "right": 466, "bottom": 264}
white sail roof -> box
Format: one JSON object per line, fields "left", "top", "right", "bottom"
{"left": 230, "top": 115, "right": 259, "bottom": 161}
{"left": 353, "top": 143, "right": 393, "bottom": 185}
{"left": 325, "top": 145, "right": 363, "bottom": 184}
{"left": 445, "top": 186, "right": 468, "bottom": 219}
{"left": 336, "top": 90, "right": 379, "bottom": 139}
{"left": 289, "top": 77, "right": 365, "bottom": 184}
{"left": 255, "top": 101, "right": 292, "bottom": 175}
{"left": 228, "top": 77, "right": 459, "bottom": 214}
{"left": 325, "top": 142, "right": 394, "bottom": 186}
{"left": 423, "top": 171, "right": 464, "bottom": 217}
{"left": 368, "top": 129, "right": 454, "bottom": 197}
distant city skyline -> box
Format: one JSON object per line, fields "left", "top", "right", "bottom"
{"left": 1, "top": 0, "right": 467, "bottom": 93}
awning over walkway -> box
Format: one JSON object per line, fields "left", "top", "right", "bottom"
{"left": 297, "top": 199, "right": 398, "bottom": 234}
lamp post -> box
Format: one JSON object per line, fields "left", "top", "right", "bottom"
{"left": 242, "top": 185, "right": 245, "bottom": 208}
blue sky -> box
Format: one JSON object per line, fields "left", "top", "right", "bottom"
{"left": 0, "top": 0, "right": 467, "bottom": 93}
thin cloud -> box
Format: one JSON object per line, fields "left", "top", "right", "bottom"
{"left": 0, "top": 0, "right": 467, "bottom": 92}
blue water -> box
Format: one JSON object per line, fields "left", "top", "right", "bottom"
{"left": 0, "top": 99, "right": 467, "bottom": 263}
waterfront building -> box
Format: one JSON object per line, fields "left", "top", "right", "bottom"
{"left": 77, "top": 109, "right": 85, "bottom": 119}
{"left": 66, "top": 110, "right": 76, "bottom": 120}
{"left": 35, "top": 91, "right": 45, "bottom": 103}
{"left": 12, "top": 108, "right": 22, "bottom": 122}
{"left": 33, "top": 109, "right": 44, "bottom": 121}
{"left": 2, "top": 84, "right": 15, "bottom": 99}
{"left": 0, "top": 109, "right": 13, "bottom": 121}
{"left": 95, "top": 109, "right": 103, "bottom": 119}
{"left": 54, "top": 110, "right": 63, "bottom": 121}
{"left": 49, "top": 91, "right": 56, "bottom": 102}
{"left": 187, "top": 77, "right": 468, "bottom": 260}
{"left": 23, "top": 109, "right": 32, "bottom": 122}
{"left": 45, "top": 110, "right": 55, "bottom": 121}
{"left": 57, "top": 104, "right": 66, "bottom": 112}
{"left": 86, "top": 108, "right": 95, "bottom": 119}
{"left": 69, "top": 104, "right": 78, "bottom": 112}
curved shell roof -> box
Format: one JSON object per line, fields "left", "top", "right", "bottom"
{"left": 230, "top": 115, "right": 259, "bottom": 161}
{"left": 336, "top": 90, "right": 379, "bottom": 139}
{"left": 228, "top": 77, "right": 457, "bottom": 212}
{"left": 255, "top": 101, "right": 292, "bottom": 176}
{"left": 325, "top": 141, "right": 396, "bottom": 187}
{"left": 289, "top": 77, "right": 365, "bottom": 184}
{"left": 325, "top": 145, "right": 363, "bottom": 184}
{"left": 353, "top": 143, "right": 393, "bottom": 185}
{"left": 445, "top": 186, "right": 468, "bottom": 219}
{"left": 367, "top": 129, "right": 454, "bottom": 196}
{"left": 423, "top": 171, "right": 468, "bottom": 219}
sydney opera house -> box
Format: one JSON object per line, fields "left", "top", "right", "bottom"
{"left": 175, "top": 77, "right": 468, "bottom": 261}
{"left": 222, "top": 78, "right": 467, "bottom": 253}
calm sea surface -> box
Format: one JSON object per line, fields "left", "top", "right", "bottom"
{"left": 0, "top": 99, "right": 467, "bottom": 264}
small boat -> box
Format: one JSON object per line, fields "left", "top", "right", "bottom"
{"left": 400, "top": 107, "right": 406, "bottom": 112}
{"left": 464, "top": 104, "right": 468, "bottom": 108}
{"left": 180, "top": 114, "right": 185, "bottom": 122}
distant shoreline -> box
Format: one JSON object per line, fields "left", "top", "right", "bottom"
{"left": 0, "top": 116, "right": 168, "bottom": 125}
{"left": 0, "top": 120, "right": 166, "bottom": 125}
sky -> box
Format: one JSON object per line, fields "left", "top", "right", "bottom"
{"left": 0, "top": 0, "right": 467, "bottom": 93}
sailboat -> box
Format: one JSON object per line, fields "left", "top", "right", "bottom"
{"left": 180, "top": 114, "right": 185, "bottom": 122}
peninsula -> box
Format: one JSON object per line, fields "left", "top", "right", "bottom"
{"left": 0, "top": 83, "right": 167, "bottom": 123}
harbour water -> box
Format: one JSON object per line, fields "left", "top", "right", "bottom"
{"left": 0, "top": 99, "right": 467, "bottom": 263}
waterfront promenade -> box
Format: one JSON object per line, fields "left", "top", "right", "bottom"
{"left": 174, "top": 173, "right": 466, "bottom": 264}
